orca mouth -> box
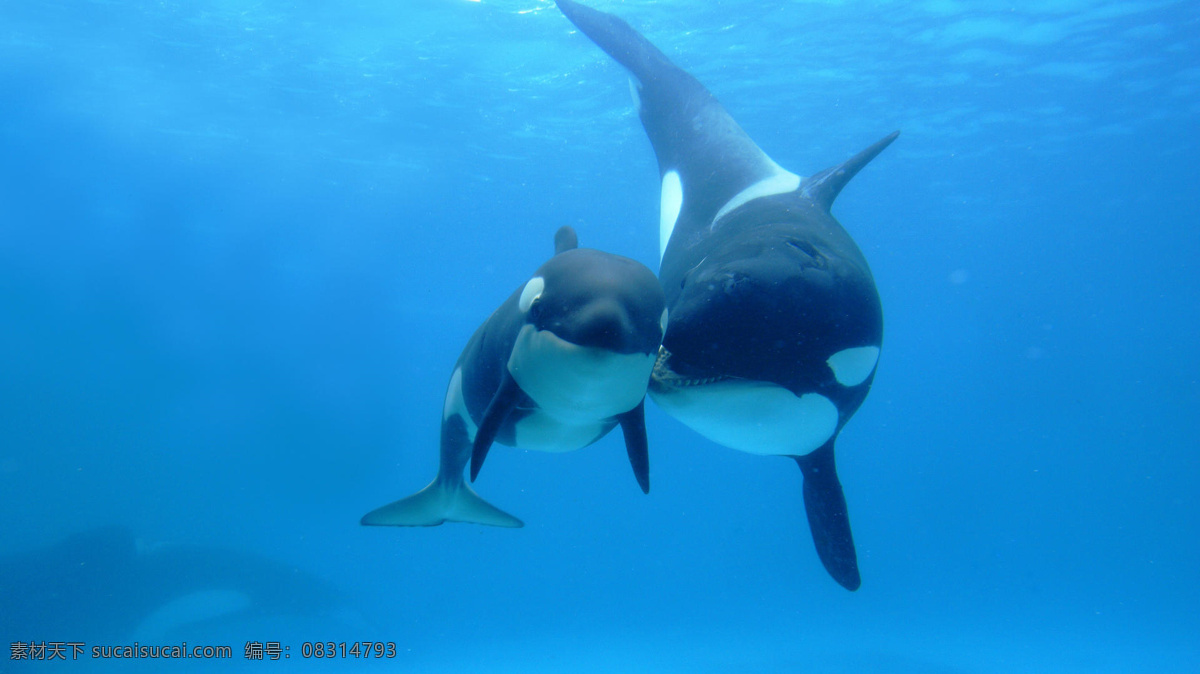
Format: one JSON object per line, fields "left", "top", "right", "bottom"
{"left": 650, "top": 346, "right": 730, "bottom": 391}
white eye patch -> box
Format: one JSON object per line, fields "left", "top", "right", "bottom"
{"left": 519, "top": 276, "right": 544, "bottom": 313}
{"left": 659, "top": 308, "right": 669, "bottom": 335}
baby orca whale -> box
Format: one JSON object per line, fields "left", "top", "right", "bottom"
{"left": 555, "top": 0, "right": 897, "bottom": 590}
{"left": 362, "top": 226, "right": 666, "bottom": 528}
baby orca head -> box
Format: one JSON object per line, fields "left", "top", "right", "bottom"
{"left": 522, "top": 248, "right": 666, "bottom": 356}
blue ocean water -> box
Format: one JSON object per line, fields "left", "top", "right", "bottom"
{"left": 1, "top": 0, "right": 1197, "bottom": 671}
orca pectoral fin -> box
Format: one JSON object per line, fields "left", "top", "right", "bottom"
{"left": 794, "top": 440, "right": 861, "bottom": 591}
{"left": 470, "top": 370, "right": 523, "bottom": 483}
{"left": 616, "top": 399, "right": 650, "bottom": 494}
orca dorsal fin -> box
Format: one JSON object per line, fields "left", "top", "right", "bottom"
{"left": 801, "top": 131, "right": 899, "bottom": 212}
{"left": 554, "top": 225, "right": 579, "bottom": 254}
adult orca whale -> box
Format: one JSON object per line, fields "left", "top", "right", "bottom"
{"left": 361, "top": 226, "right": 666, "bottom": 528}
{"left": 555, "top": 0, "right": 897, "bottom": 590}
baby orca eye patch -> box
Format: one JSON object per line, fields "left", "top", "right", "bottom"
{"left": 519, "top": 276, "right": 544, "bottom": 313}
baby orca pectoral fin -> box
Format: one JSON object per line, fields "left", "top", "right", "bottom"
{"left": 470, "top": 370, "right": 523, "bottom": 483}
{"left": 794, "top": 440, "right": 861, "bottom": 591}
{"left": 616, "top": 398, "right": 650, "bottom": 494}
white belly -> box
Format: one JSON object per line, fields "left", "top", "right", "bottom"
{"left": 511, "top": 411, "right": 611, "bottom": 453}
{"left": 509, "top": 325, "right": 654, "bottom": 422}
{"left": 507, "top": 324, "right": 655, "bottom": 452}
{"left": 649, "top": 379, "right": 838, "bottom": 456}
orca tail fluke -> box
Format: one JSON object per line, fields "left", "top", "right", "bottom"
{"left": 556, "top": 0, "right": 793, "bottom": 246}
{"left": 555, "top": 0, "right": 682, "bottom": 87}
{"left": 360, "top": 479, "right": 524, "bottom": 529}
{"left": 794, "top": 441, "right": 861, "bottom": 591}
